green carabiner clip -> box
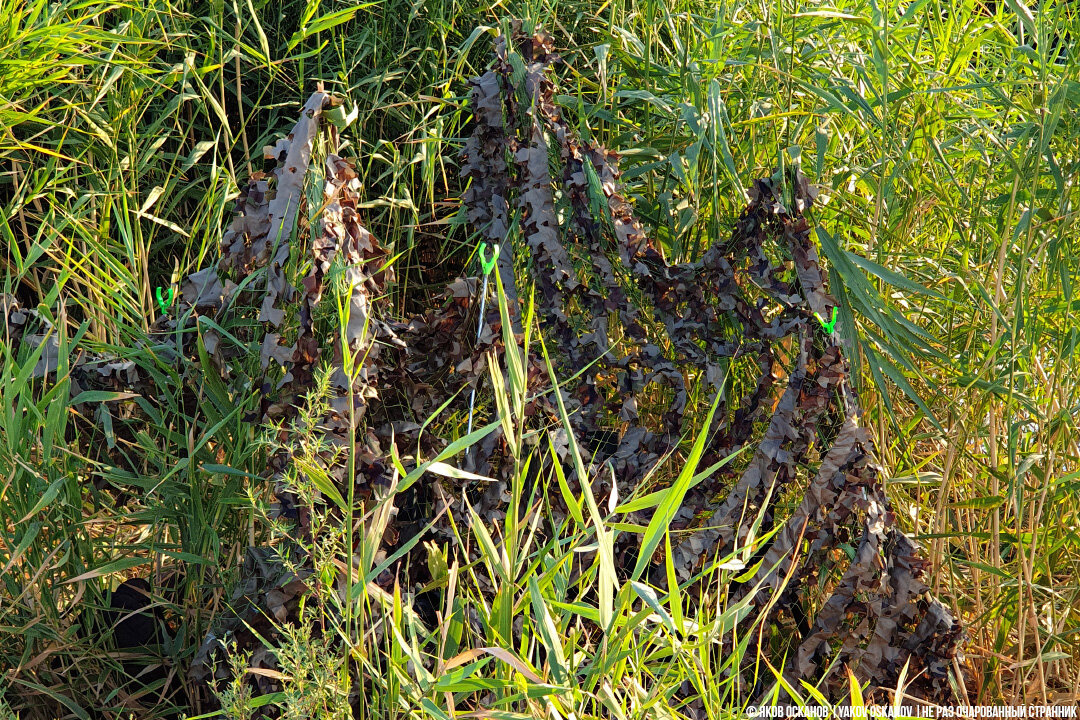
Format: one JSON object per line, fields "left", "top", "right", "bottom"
{"left": 478, "top": 242, "right": 499, "bottom": 277}
{"left": 815, "top": 306, "right": 838, "bottom": 334}
{"left": 155, "top": 286, "right": 175, "bottom": 315}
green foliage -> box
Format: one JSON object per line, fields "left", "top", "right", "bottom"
{"left": 1, "top": 0, "right": 1078, "bottom": 714}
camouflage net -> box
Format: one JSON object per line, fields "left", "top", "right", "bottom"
{"left": 460, "top": 25, "right": 964, "bottom": 699}
{"left": 3, "top": 24, "right": 966, "bottom": 715}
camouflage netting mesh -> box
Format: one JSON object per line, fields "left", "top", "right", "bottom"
{"left": 458, "top": 24, "right": 965, "bottom": 700}
{"left": 3, "top": 23, "right": 965, "bottom": 714}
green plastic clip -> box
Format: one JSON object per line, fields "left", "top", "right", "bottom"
{"left": 815, "top": 306, "right": 838, "bottom": 334}
{"left": 155, "top": 286, "right": 174, "bottom": 314}
{"left": 478, "top": 243, "right": 499, "bottom": 277}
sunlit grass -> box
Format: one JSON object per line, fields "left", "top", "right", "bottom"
{"left": 1, "top": 0, "right": 1078, "bottom": 715}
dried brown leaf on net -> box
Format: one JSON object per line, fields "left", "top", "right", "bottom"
{"left": 3, "top": 294, "right": 150, "bottom": 398}
{"left": 492, "top": 26, "right": 582, "bottom": 330}
{"left": 2, "top": 294, "right": 63, "bottom": 378}
{"left": 180, "top": 267, "right": 235, "bottom": 310}
{"left": 260, "top": 333, "right": 294, "bottom": 371}
{"left": 459, "top": 69, "right": 519, "bottom": 328}
{"left": 220, "top": 90, "right": 328, "bottom": 329}
{"left": 516, "top": 121, "right": 576, "bottom": 303}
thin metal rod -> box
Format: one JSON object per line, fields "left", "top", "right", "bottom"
{"left": 464, "top": 273, "right": 490, "bottom": 459}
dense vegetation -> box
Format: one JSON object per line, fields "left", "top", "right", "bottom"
{"left": 1, "top": 0, "right": 1078, "bottom": 717}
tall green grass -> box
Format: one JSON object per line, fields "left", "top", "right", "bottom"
{"left": 2, "top": 0, "right": 1078, "bottom": 715}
